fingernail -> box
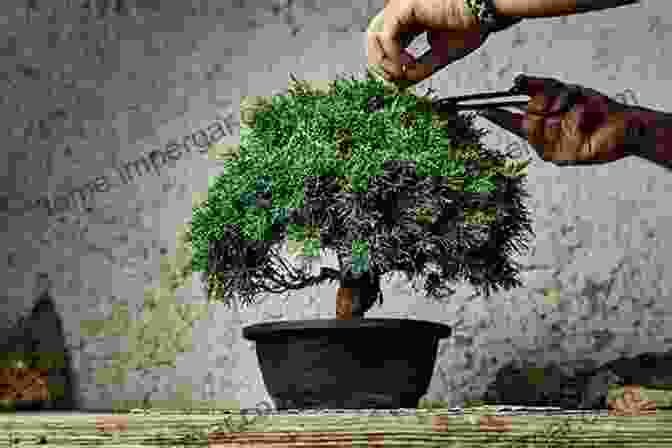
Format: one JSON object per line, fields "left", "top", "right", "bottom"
{"left": 400, "top": 49, "right": 416, "bottom": 65}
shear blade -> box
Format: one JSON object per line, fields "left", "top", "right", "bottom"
{"left": 477, "top": 108, "right": 527, "bottom": 141}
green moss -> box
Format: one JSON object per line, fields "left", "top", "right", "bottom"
{"left": 417, "top": 398, "right": 451, "bottom": 409}
{"left": 0, "top": 351, "right": 67, "bottom": 370}
{"left": 79, "top": 248, "right": 209, "bottom": 407}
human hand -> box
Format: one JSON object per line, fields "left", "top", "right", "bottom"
{"left": 479, "top": 75, "right": 642, "bottom": 166}
{"left": 366, "top": 0, "right": 486, "bottom": 85}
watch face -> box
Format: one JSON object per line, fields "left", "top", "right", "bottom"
{"left": 477, "top": 0, "right": 517, "bottom": 33}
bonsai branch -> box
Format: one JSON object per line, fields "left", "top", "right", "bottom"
{"left": 203, "top": 243, "right": 342, "bottom": 306}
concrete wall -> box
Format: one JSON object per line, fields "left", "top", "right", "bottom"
{"left": 1, "top": 0, "right": 671, "bottom": 410}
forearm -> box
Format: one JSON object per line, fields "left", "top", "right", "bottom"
{"left": 493, "top": 0, "right": 639, "bottom": 19}
{"left": 626, "top": 107, "right": 672, "bottom": 170}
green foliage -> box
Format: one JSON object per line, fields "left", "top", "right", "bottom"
{"left": 190, "top": 74, "right": 521, "bottom": 274}
{"left": 0, "top": 350, "right": 67, "bottom": 370}
{"left": 464, "top": 207, "right": 498, "bottom": 225}
{"left": 189, "top": 72, "right": 534, "bottom": 307}
{"left": 351, "top": 239, "right": 370, "bottom": 274}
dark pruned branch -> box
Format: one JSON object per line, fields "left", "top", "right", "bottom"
{"left": 203, "top": 239, "right": 342, "bottom": 307}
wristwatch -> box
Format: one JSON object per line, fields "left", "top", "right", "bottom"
{"left": 465, "top": 0, "right": 523, "bottom": 35}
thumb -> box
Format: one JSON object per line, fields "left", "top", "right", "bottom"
{"left": 377, "top": 3, "right": 420, "bottom": 79}
{"left": 366, "top": 8, "right": 402, "bottom": 79}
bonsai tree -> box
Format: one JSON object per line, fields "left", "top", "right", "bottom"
{"left": 186, "top": 72, "right": 534, "bottom": 318}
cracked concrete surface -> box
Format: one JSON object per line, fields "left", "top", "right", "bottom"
{"left": 1, "top": 0, "right": 671, "bottom": 410}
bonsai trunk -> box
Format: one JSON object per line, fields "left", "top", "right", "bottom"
{"left": 335, "top": 262, "right": 382, "bottom": 319}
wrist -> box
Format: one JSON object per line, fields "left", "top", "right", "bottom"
{"left": 491, "top": 0, "right": 577, "bottom": 18}
{"left": 466, "top": 0, "right": 523, "bottom": 34}
{"left": 492, "top": 0, "right": 639, "bottom": 19}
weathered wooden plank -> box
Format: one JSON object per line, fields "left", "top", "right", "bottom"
{"left": 1, "top": 408, "right": 671, "bottom": 447}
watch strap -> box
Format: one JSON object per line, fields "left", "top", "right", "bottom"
{"left": 467, "top": 0, "right": 523, "bottom": 35}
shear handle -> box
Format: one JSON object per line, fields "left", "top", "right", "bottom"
{"left": 431, "top": 74, "right": 532, "bottom": 113}
{"left": 432, "top": 91, "right": 529, "bottom": 113}
{"left": 438, "top": 89, "right": 525, "bottom": 104}
{"left": 448, "top": 100, "right": 529, "bottom": 112}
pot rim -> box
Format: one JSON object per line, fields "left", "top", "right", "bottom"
{"left": 243, "top": 318, "right": 452, "bottom": 341}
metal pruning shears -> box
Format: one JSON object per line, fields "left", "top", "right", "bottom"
{"left": 390, "top": 30, "right": 582, "bottom": 118}
{"left": 429, "top": 73, "right": 584, "bottom": 114}
{"left": 370, "top": 74, "right": 534, "bottom": 114}
{"left": 429, "top": 74, "right": 531, "bottom": 114}
{"left": 378, "top": 21, "right": 600, "bottom": 166}
{"left": 441, "top": 75, "right": 601, "bottom": 166}
{"left": 375, "top": 72, "right": 601, "bottom": 166}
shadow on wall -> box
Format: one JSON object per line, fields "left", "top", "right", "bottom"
{"left": 0, "top": 289, "right": 78, "bottom": 411}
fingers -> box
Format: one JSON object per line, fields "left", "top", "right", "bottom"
{"left": 477, "top": 90, "right": 583, "bottom": 164}
{"left": 529, "top": 109, "right": 592, "bottom": 164}
{"left": 574, "top": 90, "right": 611, "bottom": 133}
{"left": 545, "top": 95, "right": 621, "bottom": 163}
{"left": 495, "top": 101, "right": 576, "bottom": 164}
{"left": 508, "top": 75, "right": 634, "bottom": 166}
{"left": 515, "top": 75, "right": 580, "bottom": 119}
{"left": 527, "top": 84, "right": 582, "bottom": 118}
{"left": 377, "top": 3, "right": 412, "bottom": 80}
{"left": 367, "top": 7, "right": 418, "bottom": 82}
{"left": 550, "top": 84, "right": 582, "bottom": 114}
{"left": 477, "top": 108, "right": 556, "bottom": 162}
{"left": 514, "top": 76, "right": 591, "bottom": 163}
{"left": 514, "top": 74, "right": 568, "bottom": 99}
{"left": 367, "top": 30, "right": 384, "bottom": 68}
{"left": 366, "top": 8, "right": 401, "bottom": 79}
{"left": 524, "top": 108, "right": 548, "bottom": 150}
{"left": 367, "top": 2, "right": 485, "bottom": 84}
{"left": 478, "top": 108, "right": 552, "bottom": 163}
